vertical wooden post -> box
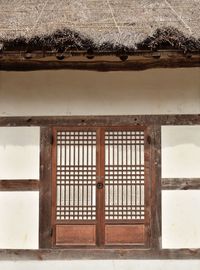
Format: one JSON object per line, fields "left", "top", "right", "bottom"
{"left": 150, "top": 125, "right": 162, "bottom": 249}
{"left": 144, "top": 125, "right": 153, "bottom": 248}
{"left": 39, "top": 127, "right": 53, "bottom": 248}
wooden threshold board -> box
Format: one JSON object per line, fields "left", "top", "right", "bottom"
{"left": 0, "top": 248, "right": 200, "bottom": 260}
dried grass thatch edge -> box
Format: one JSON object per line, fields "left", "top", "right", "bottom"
{"left": 0, "top": 27, "right": 200, "bottom": 53}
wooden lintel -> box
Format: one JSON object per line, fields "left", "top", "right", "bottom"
{"left": 0, "top": 248, "right": 200, "bottom": 260}
{"left": 1, "top": 50, "right": 200, "bottom": 71}
{"left": 0, "top": 180, "right": 39, "bottom": 191}
{"left": 1, "top": 59, "right": 199, "bottom": 71}
{"left": 0, "top": 115, "right": 200, "bottom": 127}
{"left": 162, "top": 178, "right": 200, "bottom": 190}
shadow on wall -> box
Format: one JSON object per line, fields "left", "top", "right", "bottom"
{"left": 162, "top": 126, "right": 200, "bottom": 147}
{"left": 0, "top": 127, "right": 40, "bottom": 146}
{"left": 0, "top": 68, "right": 199, "bottom": 116}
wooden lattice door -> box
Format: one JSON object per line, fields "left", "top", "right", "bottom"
{"left": 52, "top": 127, "right": 150, "bottom": 247}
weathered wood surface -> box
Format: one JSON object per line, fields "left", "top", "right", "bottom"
{"left": 1, "top": 50, "right": 199, "bottom": 72}
{"left": 162, "top": 179, "right": 200, "bottom": 190}
{"left": 0, "top": 180, "right": 39, "bottom": 191}
{"left": 0, "top": 115, "right": 200, "bottom": 127}
{"left": 1, "top": 56, "right": 200, "bottom": 71}
{"left": 39, "top": 127, "right": 53, "bottom": 248}
{"left": 0, "top": 248, "right": 200, "bottom": 260}
{"left": 150, "top": 126, "right": 162, "bottom": 250}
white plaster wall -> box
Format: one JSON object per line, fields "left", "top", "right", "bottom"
{"left": 162, "top": 126, "right": 200, "bottom": 178}
{"left": 0, "top": 192, "right": 39, "bottom": 249}
{"left": 162, "top": 190, "right": 200, "bottom": 248}
{"left": 161, "top": 126, "right": 200, "bottom": 249}
{"left": 0, "top": 68, "right": 200, "bottom": 269}
{"left": 0, "top": 68, "right": 199, "bottom": 116}
{"left": 1, "top": 260, "right": 200, "bottom": 270}
{"left": 0, "top": 127, "right": 40, "bottom": 179}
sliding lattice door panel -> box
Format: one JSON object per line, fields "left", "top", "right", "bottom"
{"left": 52, "top": 129, "right": 97, "bottom": 246}
{"left": 52, "top": 127, "right": 150, "bottom": 247}
{"left": 104, "top": 129, "right": 147, "bottom": 245}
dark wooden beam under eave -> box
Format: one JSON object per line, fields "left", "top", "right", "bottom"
{"left": 1, "top": 50, "right": 200, "bottom": 71}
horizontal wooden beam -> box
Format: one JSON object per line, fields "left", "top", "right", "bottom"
{"left": 0, "top": 115, "right": 200, "bottom": 127}
{"left": 162, "top": 178, "right": 200, "bottom": 190}
{"left": 0, "top": 248, "right": 200, "bottom": 260}
{"left": 1, "top": 50, "right": 199, "bottom": 71}
{"left": 1, "top": 59, "right": 199, "bottom": 72}
{"left": 0, "top": 180, "right": 39, "bottom": 191}
{"left": 2, "top": 49, "right": 199, "bottom": 57}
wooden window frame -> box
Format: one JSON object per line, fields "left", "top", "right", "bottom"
{"left": 0, "top": 115, "right": 200, "bottom": 260}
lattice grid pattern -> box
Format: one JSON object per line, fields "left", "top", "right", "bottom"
{"left": 56, "top": 131, "right": 96, "bottom": 220}
{"left": 105, "top": 130, "right": 145, "bottom": 220}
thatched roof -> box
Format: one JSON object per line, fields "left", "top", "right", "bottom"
{"left": 0, "top": 0, "right": 200, "bottom": 52}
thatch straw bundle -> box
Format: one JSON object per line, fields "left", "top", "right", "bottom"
{"left": 0, "top": 0, "right": 199, "bottom": 51}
